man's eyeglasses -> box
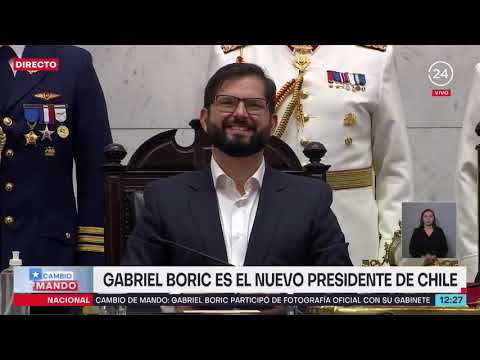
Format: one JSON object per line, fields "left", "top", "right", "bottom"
{"left": 213, "top": 95, "right": 269, "bottom": 116}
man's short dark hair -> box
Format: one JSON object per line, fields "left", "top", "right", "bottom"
{"left": 204, "top": 62, "right": 276, "bottom": 114}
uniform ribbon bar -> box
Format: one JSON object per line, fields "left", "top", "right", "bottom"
{"left": 42, "top": 105, "right": 54, "bottom": 125}
{"left": 24, "top": 107, "right": 41, "bottom": 123}
{"left": 358, "top": 74, "right": 366, "bottom": 86}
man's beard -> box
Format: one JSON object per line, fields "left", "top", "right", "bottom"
{"left": 206, "top": 117, "right": 271, "bottom": 157}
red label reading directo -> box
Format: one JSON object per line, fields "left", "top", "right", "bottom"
{"left": 13, "top": 58, "right": 60, "bottom": 72}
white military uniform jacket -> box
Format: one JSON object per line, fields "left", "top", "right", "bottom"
{"left": 208, "top": 45, "right": 414, "bottom": 265}
{"left": 455, "top": 63, "right": 480, "bottom": 282}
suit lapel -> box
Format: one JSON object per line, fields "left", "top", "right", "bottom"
{"left": 187, "top": 167, "right": 229, "bottom": 263}
{"left": 244, "top": 165, "right": 286, "bottom": 265}
{"left": 5, "top": 45, "right": 53, "bottom": 112}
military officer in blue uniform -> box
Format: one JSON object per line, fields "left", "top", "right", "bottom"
{"left": 0, "top": 45, "right": 112, "bottom": 269}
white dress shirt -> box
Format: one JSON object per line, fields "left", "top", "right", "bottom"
{"left": 1, "top": 45, "right": 25, "bottom": 76}
{"left": 211, "top": 156, "right": 265, "bottom": 266}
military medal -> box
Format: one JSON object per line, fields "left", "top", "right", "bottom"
{"left": 54, "top": 105, "right": 69, "bottom": 139}
{"left": 23, "top": 104, "right": 41, "bottom": 146}
{"left": 24, "top": 104, "right": 42, "bottom": 122}
{"left": 57, "top": 125, "right": 69, "bottom": 139}
{"left": 351, "top": 73, "right": 358, "bottom": 91}
{"left": 54, "top": 105, "right": 67, "bottom": 122}
{"left": 327, "top": 70, "right": 335, "bottom": 88}
{"left": 351, "top": 78, "right": 358, "bottom": 92}
{"left": 45, "top": 146, "right": 56, "bottom": 157}
{"left": 342, "top": 73, "right": 351, "bottom": 91}
{"left": 43, "top": 105, "right": 55, "bottom": 125}
{"left": 40, "top": 125, "right": 54, "bottom": 141}
{"left": 352, "top": 73, "right": 367, "bottom": 91}
{"left": 25, "top": 104, "right": 55, "bottom": 142}
{"left": 333, "top": 72, "right": 343, "bottom": 89}
{"left": 357, "top": 73, "right": 367, "bottom": 91}
{"left": 24, "top": 123, "right": 39, "bottom": 146}
{"left": 326, "top": 71, "right": 367, "bottom": 92}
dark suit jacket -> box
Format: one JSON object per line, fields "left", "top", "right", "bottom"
{"left": 122, "top": 164, "right": 353, "bottom": 266}
{"left": 0, "top": 45, "right": 112, "bottom": 269}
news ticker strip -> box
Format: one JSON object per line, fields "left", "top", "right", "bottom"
{"left": 14, "top": 266, "right": 468, "bottom": 295}
{"left": 13, "top": 293, "right": 468, "bottom": 307}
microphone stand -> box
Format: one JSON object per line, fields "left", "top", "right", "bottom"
{"left": 151, "top": 236, "right": 233, "bottom": 266}
{"left": 475, "top": 123, "right": 480, "bottom": 284}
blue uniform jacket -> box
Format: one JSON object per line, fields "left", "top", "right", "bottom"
{"left": 0, "top": 45, "right": 112, "bottom": 269}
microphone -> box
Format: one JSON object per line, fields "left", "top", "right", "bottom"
{"left": 476, "top": 122, "right": 480, "bottom": 284}
{"left": 149, "top": 235, "right": 233, "bottom": 266}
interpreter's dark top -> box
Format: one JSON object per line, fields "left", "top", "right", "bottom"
{"left": 409, "top": 227, "right": 448, "bottom": 258}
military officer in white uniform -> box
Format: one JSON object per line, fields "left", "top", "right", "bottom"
{"left": 208, "top": 45, "right": 414, "bottom": 266}
{"left": 455, "top": 63, "right": 480, "bottom": 283}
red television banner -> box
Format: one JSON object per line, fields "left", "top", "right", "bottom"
{"left": 13, "top": 58, "right": 60, "bottom": 72}
{"left": 14, "top": 294, "right": 93, "bottom": 307}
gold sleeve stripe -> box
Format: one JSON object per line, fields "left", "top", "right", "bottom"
{"left": 78, "top": 226, "right": 104, "bottom": 235}
{"left": 326, "top": 166, "right": 373, "bottom": 190}
{"left": 78, "top": 235, "right": 104, "bottom": 244}
{"left": 76, "top": 244, "right": 105, "bottom": 253}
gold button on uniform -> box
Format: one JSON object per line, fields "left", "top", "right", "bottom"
{"left": 301, "top": 90, "right": 309, "bottom": 99}
{"left": 4, "top": 216, "right": 14, "bottom": 225}
{"left": 4, "top": 149, "right": 14, "bottom": 158}
{"left": 345, "top": 137, "right": 353, "bottom": 145}
{"left": 303, "top": 114, "right": 310, "bottom": 123}
{"left": 4, "top": 182, "right": 14, "bottom": 192}
{"left": 3, "top": 117, "right": 13, "bottom": 127}
{"left": 344, "top": 113, "right": 357, "bottom": 127}
{"left": 65, "top": 232, "right": 71, "bottom": 239}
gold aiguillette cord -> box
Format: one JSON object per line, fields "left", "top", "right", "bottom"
{"left": 274, "top": 45, "right": 313, "bottom": 139}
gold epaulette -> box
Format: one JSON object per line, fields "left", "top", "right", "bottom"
{"left": 358, "top": 45, "right": 387, "bottom": 52}
{"left": 77, "top": 226, "right": 105, "bottom": 253}
{"left": 221, "top": 45, "right": 247, "bottom": 54}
